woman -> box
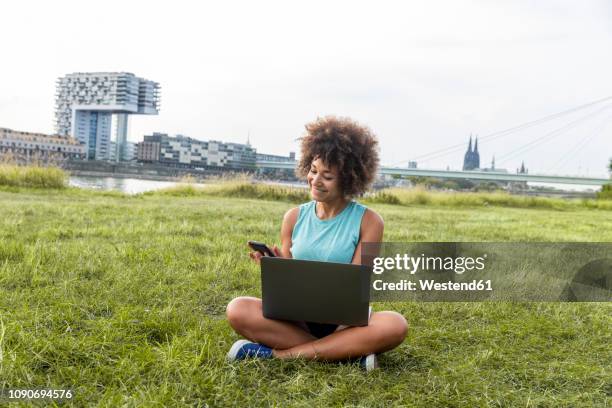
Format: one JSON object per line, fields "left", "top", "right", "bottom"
{"left": 226, "top": 116, "right": 408, "bottom": 370}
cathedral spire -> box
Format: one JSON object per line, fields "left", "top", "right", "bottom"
{"left": 463, "top": 134, "right": 478, "bottom": 171}
{"left": 474, "top": 137, "right": 478, "bottom": 153}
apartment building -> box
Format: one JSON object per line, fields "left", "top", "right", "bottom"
{"left": 137, "top": 133, "right": 256, "bottom": 170}
{"left": 0, "top": 127, "right": 86, "bottom": 163}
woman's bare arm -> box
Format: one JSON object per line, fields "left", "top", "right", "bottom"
{"left": 279, "top": 207, "right": 299, "bottom": 258}
{"left": 351, "top": 209, "right": 384, "bottom": 265}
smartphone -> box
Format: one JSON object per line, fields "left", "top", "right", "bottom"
{"left": 248, "top": 240, "right": 276, "bottom": 257}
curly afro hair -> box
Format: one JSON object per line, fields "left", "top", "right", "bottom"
{"left": 297, "top": 116, "right": 380, "bottom": 197}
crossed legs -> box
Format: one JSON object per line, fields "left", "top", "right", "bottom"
{"left": 226, "top": 296, "right": 408, "bottom": 360}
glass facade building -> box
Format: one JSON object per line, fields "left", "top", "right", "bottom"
{"left": 137, "top": 133, "right": 257, "bottom": 170}
{"left": 55, "top": 72, "right": 160, "bottom": 161}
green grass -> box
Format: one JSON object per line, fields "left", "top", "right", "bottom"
{"left": 372, "top": 186, "right": 612, "bottom": 210}
{"left": 150, "top": 181, "right": 612, "bottom": 211}
{"left": 0, "top": 187, "right": 611, "bottom": 406}
{"left": 0, "top": 165, "right": 67, "bottom": 189}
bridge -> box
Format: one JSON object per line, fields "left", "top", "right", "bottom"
{"left": 255, "top": 161, "right": 610, "bottom": 186}
{"left": 257, "top": 95, "right": 612, "bottom": 187}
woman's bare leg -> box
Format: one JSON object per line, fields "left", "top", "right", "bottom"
{"left": 272, "top": 311, "right": 408, "bottom": 361}
{"left": 226, "top": 296, "right": 408, "bottom": 360}
{"left": 226, "top": 296, "right": 316, "bottom": 349}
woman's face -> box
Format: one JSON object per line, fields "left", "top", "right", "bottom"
{"left": 307, "top": 157, "right": 343, "bottom": 202}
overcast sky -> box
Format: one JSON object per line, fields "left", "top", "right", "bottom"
{"left": 1, "top": 0, "right": 611, "bottom": 176}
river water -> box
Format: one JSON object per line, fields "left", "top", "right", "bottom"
{"left": 69, "top": 176, "right": 201, "bottom": 194}
{"left": 69, "top": 176, "right": 307, "bottom": 194}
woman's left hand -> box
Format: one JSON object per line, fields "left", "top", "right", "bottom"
{"left": 271, "top": 245, "right": 282, "bottom": 257}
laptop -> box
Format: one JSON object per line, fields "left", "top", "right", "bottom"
{"left": 260, "top": 257, "right": 371, "bottom": 326}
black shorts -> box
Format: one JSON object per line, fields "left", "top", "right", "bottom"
{"left": 305, "top": 322, "right": 339, "bottom": 338}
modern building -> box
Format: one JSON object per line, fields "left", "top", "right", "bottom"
{"left": 110, "top": 141, "right": 137, "bottom": 162}
{"left": 137, "top": 133, "right": 257, "bottom": 170}
{"left": 55, "top": 72, "right": 160, "bottom": 161}
{"left": 255, "top": 151, "right": 297, "bottom": 179}
{"left": 256, "top": 151, "right": 296, "bottom": 163}
{"left": 137, "top": 137, "right": 161, "bottom": 162}
{"left": 0, "top": 127, "right": 86, "bottom": 164}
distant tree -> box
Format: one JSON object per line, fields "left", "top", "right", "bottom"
{"left": 599, "top": 158, "right": 612, "bottom": 199}
{"left": 598, "top": 183, "right": 612, "bottom": 199}
{"left": 475, "top": 181, "right": 502, "bottom": 192}
{"left": 454, "top": 178, "right": 476, "bottom": 190}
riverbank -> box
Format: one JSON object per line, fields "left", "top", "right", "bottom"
{"left": 63, "top": 160, "right": 606, "bottom": 197}
{"left": 2, "top": 165, "right": 611, "bottom": 209}
{"left": 68, "top": 169, "right": 187, "bottom": 182}
{"left": 63, "top": 159, "right": 260, "bottom": 184}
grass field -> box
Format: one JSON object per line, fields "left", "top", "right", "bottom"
{"left": 0, "top": 185, "right": 611, "bottom": 407}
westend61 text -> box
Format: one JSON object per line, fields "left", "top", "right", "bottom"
{"left": 373, "top": 279, "right": 493, "bottom": 291}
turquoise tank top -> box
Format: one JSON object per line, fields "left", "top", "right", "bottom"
{"left": 290, "top": 200, "right": 367, "bottom": 264}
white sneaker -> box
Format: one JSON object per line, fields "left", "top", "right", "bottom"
{"left": 227, "top": 339, "right": 274, "bottom": 361}
{"left": 360, "top": 353, "right": 378, "bottom": 371}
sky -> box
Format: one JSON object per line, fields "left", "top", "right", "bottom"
{"left": 1, "top": 0, "right": 611, "bottom": 177}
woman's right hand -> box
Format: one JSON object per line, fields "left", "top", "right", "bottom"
{"left": 248, "top": 245, "right": 282, "bottom": 264}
